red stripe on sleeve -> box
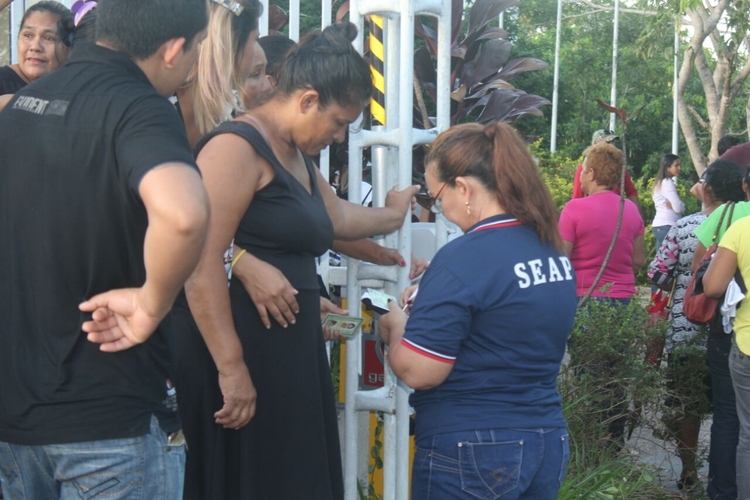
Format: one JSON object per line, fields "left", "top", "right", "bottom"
{"left": 400, "top": 339, "right": 456, "bottom": 364}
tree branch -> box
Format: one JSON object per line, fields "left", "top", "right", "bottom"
{"left": 414, "top": 74, "right": 431, "bottom": 130}
{"left": 678, "top": 47, "right": 708, "bottom": 174}
{"left": 693, "top": 37, "right": 720, "bottom": 120}
{"left": 573, "top": 0, "right": 657, "bottom": 16}
{"left": 730, "top": 48, "right": 750, "bottom": 100}
{"left": 687, "top": 105, "right": 710, "bottom": 131}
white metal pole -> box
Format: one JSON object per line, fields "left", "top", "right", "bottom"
{"left": 9, "top": 0, "right": 26, "bottom": 64}
{"left": 317, "top": 0, "right": 334, "bottom": 292}
{"left": 394, "top": 1, "right": 415, "bottom": 497}
{"left": 259, "top": 0, "right": 269, "bottom": 36}
{"left": 550, "top": 0, "right": 562, "bottom": 153}
{"left": 289, "top": 0, "right": 300, "bottom": 41}
{"left": 343, "top": 2, "right": 367, "bottom": 495}
{"left": 609, "top": 0, "right": 619, "bottom": 131}
{"left": 672, "top": 27, "right": 679, "bottom": 154}
{"left": 321, "top": 0, "right": 332, "bottom": 28}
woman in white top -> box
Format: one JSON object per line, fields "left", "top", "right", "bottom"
{"left": 652, "top": 153, "right": 685, "bottom": 247}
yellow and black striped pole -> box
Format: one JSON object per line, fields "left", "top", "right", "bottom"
{"left": 370, "top": 15, "right": 386, "bottom": 127}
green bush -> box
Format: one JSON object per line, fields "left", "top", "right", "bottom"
{"left": 560, "top": 299, "right": 672, "bottom": 498}
{"left": 533, "top": 142, "right": 580, "bottom": 213}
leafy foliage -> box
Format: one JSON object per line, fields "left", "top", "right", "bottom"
{"left": 414, "top": 0, "right": 551, "bottom": 125}
{"left": 560, "top": 300, "right": 671, "bottom": 497}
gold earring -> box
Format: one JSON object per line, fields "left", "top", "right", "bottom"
{"left": 466, "top": 201, "right": 472, "bottom": 217}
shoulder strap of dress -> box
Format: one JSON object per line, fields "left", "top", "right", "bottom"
{"left": 193, "top": 120, "right": 284, "bottom": 173}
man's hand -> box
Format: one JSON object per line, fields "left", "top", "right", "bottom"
{"left": 215, "top": 362, "right": 257, "bottom": 429}
{"left": 320, "top": 297, "right": 347, "bottom": 341}
{"left": 80, "top": 288, "right": 165, "bottom": 352}
{"left": 234, "top": 254, "right": 299, "bottom": 328}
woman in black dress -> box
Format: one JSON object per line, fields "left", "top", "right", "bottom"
{"left": 172, "top": 22, "right": 417, "bottom": 499}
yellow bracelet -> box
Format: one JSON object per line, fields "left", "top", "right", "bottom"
{"left": 231, "top": 248, "right": 248, "bottom": 271}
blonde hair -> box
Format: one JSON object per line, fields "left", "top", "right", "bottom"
{"left": 583, "top": 142, "right": 624, "bottom": 190}
{"left": 187, "top": 0, "right": 260, "bottom": 135}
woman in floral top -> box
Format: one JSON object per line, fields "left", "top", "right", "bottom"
{"left": 648, "top": 159, "right": 746, "bottom": 492}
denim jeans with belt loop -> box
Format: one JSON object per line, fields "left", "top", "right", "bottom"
{"left": 412, "top": 427, "right": 570, "bottom": 500}
{"left": 0, "top": 414, "right": 186, "bottom": 499}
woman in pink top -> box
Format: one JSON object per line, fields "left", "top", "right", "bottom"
{"left": 559, "top": 142, "right": 645, "bottom": 447}
{"left": 559, "top": 142, "right": 645, "bottom": 300}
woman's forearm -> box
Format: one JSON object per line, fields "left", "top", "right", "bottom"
{"left": 185, "top": 261, "right": 245, "bottom": 372}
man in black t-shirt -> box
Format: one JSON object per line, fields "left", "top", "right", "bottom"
{"left": 0, "top": 1, "right": 210, "bottom": 498}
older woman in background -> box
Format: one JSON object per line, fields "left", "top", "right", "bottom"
{"left": 559, "top": 141, "right": 645, "bottom": 446}
{"left": 379, "top": 122, "right": 577, "bottom": 499}
{"left": 0, "top": 1, "right": 72, "bottom": 97}
{"left": 560, "top": 142, "right": 645, "bottom": 300}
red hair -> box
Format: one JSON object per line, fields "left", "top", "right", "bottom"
{"left": 426, "top": 122, "right": 563, "bottom": 252}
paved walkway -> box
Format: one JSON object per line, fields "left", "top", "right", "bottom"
{"left": 627, "top": 415, "right": 712, "bottom": 498}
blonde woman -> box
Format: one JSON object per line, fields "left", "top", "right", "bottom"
{"left": 175, "top": 0, "right": 262, "bottom": 148}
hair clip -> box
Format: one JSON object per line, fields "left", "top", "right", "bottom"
{"left": 212, "top": 0, "right": 244, "bottom": 16}
{"left": 71, "top": 0, "right": 97, "bottom": 26}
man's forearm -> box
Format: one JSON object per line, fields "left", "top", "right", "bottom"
{"left": 141, "top": 202, "right": 209, "bottom": 317}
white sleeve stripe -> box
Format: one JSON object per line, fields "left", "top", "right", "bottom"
{"left": 402, "top": 338, "right": 457, "bottom": 361}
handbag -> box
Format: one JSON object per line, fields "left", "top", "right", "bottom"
{"left": 683, "top": 202, "right": 735, "bottom": 325}
{"left": 645, "top": 283, "right": 675, "bottom": 366}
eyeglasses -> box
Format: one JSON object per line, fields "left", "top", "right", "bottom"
{"left": 429, "top": 182, "right": 449, "bottom": 214}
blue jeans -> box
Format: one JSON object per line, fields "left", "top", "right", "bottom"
{"left": 652, "top": 225, "right": 671, "bottom": 249}
{"left": 412, "top": 427, "right": 569, "bottom": 500}
{"left": 707, "top": 331, "right": 738, "bottom": 500}
{"left": 0, "top": 415, "right": 185, "bottom": 499}
{"left": 730, "top": 338, "right": 750, "bottom": 499}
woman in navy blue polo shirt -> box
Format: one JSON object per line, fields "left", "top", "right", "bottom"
{"left": 379, "top": 122, "right": 577, "bottom": 499}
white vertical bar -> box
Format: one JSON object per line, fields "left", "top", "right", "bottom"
{"left": 550, "top": 0, "right": 562, "bottom": 153}
{"left": 394, "top": 2, "right": 414, "bottom": 498}
{"left": 259, "top": 0, "right": 269, "bottom": 36}
{"left": 289, "top": 0, "right": 300, "bottom": 41}
{"left": 318, "top": 0, "right": 333, "bottom": 291}
{"left": 9, "top": 0, "right": 26, "bottom": 65}
{"left": 321, "top": 0, "right": 332, "bottom": 28}
{"left": 434, "top": 0, "right": 451, "bottom": 253}
{"left": 344, "top": 1, "right": 367, "bottom": 495}
{"left": 609, "top": 0, "right": 619, "bottom": 131}
{"left": 435, "top": 6, "right": 450, "bottom": 131}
